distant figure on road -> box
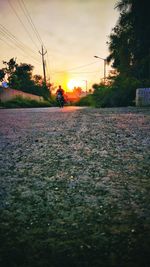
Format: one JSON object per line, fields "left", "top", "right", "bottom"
{"left": 56, "top": 85, "right": 64, "bottom": 97}
{"left": 56, "top": 85, "right": 65, "bottom": 107}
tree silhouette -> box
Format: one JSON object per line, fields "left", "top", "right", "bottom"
{"left": 107, "top": 0, "right": 150, "bottom": 81}
{"left": 0, "top": 58, "right": 50, "bottom": 100}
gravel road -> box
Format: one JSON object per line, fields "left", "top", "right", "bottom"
{"left": 0, "top": 106, "right": 150, "bottom": 267}
{"left": 0, "top": 106, "right": 149, "bottom": 189}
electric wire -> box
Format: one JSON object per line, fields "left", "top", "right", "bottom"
{"left": 7, "top": 0, "right": 39, "bottom": 51}
{"left": 0, "top": 36, "right": 41, "bottom": 66}
{"left": 18, "top": 0, "right": 43, "bottom": 46}
{"left": 54, "top": 61, "right": 100, "bottom": 73}
{"left": 0, "top": 24, "right": 39, "bottom": 56}
{"left": 66, "top": 60, "right": 100, "bottom": 71}
{"left": 0, "top": 36, "right": 15, "bottom": 49}
{"left": 16, "top": 0, "right": 50, "bottom": 81}
{"left": 51, "top": 61, "right": 101, "bottom": 74}
{"left": 0, "top": 29, "right": 40, "bottom": 64}
{"left": 0, "top": 25, "right": 41, "bottom": 64}
{"left": 53, "top": 71, "right": 100, "bottom": 74}
{"left": 17, "top": 0, "right": 49, "bottom": 62}
{"left": 8, "top": 0, "right": 54, "bottom": 83}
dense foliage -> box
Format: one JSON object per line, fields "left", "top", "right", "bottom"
{"left": 75, "top": 94, "right": 95, "bottom": 107}
{"left": 0, "top": 58, "right": 50, "bottom": 100}
{"left": 107, "top": 0, "right": 150, "bottom": 81}
{"left": 83, "top": 0, "right": 150, "bottom": 108}
{"left": 76, "top": 76, "right": 141, "bottom": 108}
{"left": 91, "top": 77, "right": 141, "bottom": 108}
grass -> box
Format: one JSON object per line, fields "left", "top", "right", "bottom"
{"left": 0, "top": 96, "right": 53, "bottom": 108}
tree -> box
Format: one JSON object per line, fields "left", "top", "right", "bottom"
{"left": 9, "top": 63, "right": 34, "bottom": 90}
{"left": 33, "top": 75, "right": 43, "bottom": 86}
{"left": 3, "top": 58, "right": 17, "bottom": 76}
{"left": 0, "top": 58, "right": 50, "bottom": 100}
{"left": 107, "top": 0, "right": 150, "bottom": 82}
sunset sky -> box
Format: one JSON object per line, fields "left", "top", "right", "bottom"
{"left": 0, "top": 0, "right": 119, "bottom": 91}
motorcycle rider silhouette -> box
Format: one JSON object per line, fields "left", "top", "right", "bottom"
{"left": 56, "top": 85, "right": 65, "bottom": 107}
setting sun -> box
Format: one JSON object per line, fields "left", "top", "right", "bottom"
{"left": 67, "top": 79, "right": 79, "bottom": 90}
{"left": 67, "top": 79, "right": 86, "bottom": 91}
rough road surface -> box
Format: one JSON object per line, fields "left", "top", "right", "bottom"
{"left": 0, "top": 106, "right": 150, "bottom": 267}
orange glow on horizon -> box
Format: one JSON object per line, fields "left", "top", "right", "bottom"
{"left": 67, "top": 79, "right": 85, "bottom": 91}
{"left": 67, "top": 79, "right": 77, "bottom": 90}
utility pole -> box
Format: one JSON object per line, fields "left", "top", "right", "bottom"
{"left": 39, "top": 45, "right": 47, "bottom": 84}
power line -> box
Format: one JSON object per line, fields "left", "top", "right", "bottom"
{"left": 0, "top": 36, "right": 15, "bottom": 49}
{"left": 8, "top": 0, "right": 51, "bottom": 82}
{"left": 53, "top": 61, "right": 100, "bottom": 73}
{"left": 0, "top": 36, "right": 40, "bottom": 66}
{"left": 66, "top": 61, "right": 100, "bottom": 71}
{"left": 0, "top": 24, "right": 38, "bottom": 56}
{"left": 7, "top": 0, "right": 39, "bottom": 51}
{"left": 18, "top": 0, "right": 43, "bottom": 46}
{"left": 53, "top": 71, "right": 100, "bottom": 74}
{"left": 0, "top": 24, "right": 41, "bottom": 64}
{"left": 0, "top": 26, "right": 39, "bottom": 62}
{"left": 18, "top": 0, "right": 52, "bottom": 83}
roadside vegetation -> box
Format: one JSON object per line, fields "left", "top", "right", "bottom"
{"left": 77, "top": 0, "right": 150, "bottom": 108}
{"left": 76, "top": 77, "right": 142, "bottom": 108}
{"left": 0, "top": 58, "right": 50, "bottom": 100}
{"left": 0, "top": 96, "right": 53, "bottom": 108}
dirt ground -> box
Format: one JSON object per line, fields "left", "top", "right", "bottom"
{"left": 0, "top": 106, "right": 150, "bottom": 267}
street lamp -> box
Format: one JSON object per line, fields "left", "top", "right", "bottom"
{"left": 94, "top": 56, "right": 107, "bottom": 85}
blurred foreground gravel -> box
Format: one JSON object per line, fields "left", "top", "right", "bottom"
{"left": 0, "top": 106, "right": 150, "bottom": 267}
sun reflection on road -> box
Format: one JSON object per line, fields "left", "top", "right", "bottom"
{"left": 60, "top": 106, "right": 86, "bottom": 112}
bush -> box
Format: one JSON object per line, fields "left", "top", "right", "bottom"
{"left": 92, "top": 86, "right": 111, "bottom": 108}
{"left": 109, "top": 76, "right": 141, "bottom": 107}
{"left": 87, "top": 76, "right": 146, "bottom": 108}
{"left": 75, "top": 94, "right": 95, "bottom": 107}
